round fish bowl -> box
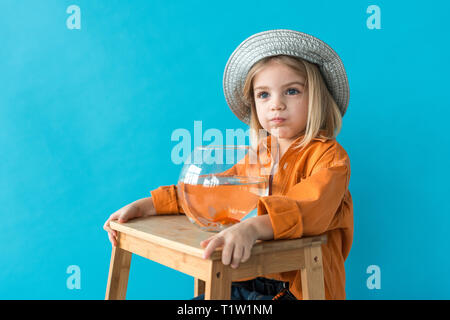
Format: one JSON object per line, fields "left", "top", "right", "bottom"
{"left": 176, "top": 145, "right": 277, "bottom": 232}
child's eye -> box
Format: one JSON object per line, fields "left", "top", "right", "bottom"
{"left": 256, "top": 88, "right": 301, "bottom": 99}
{"left": 287, "top": 88, "right": 300, "bottom": 95}
{"left": 256, "top": 92, "right": 269, "bottom": 99}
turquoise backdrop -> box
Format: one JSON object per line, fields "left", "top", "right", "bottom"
{"left": 1, "top": 0, "right": 449, "bottom": 299}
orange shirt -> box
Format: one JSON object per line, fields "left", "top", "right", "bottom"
{"left": 150, "top": 131, "right": 353, "bottom": 300}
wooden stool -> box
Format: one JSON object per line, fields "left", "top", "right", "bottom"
{"left": 105, "top": 215, "right": 327, "bottom": 300}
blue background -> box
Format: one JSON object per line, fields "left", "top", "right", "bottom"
{"left": 1, "top": 0, "right": 449, "bottom": 299}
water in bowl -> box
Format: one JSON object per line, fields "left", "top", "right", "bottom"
{"left": 177, "top": 175, "right": 269, "bottom": 232}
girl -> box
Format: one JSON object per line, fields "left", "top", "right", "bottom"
{"left": 103, "top": 29, "right": 353, "bottom": 300}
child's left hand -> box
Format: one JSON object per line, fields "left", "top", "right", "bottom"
{"left": 200, "top": 220, "right": 258, "bottom": 269}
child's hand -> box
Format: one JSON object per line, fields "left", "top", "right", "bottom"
{"left": 200, "top": 220, "right": 258, "bottom": 269}
{"left": 103, "top": 198, "right": 156, "bottom": 247}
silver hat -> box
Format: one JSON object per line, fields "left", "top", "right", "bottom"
{"left": 223, "top": 29, "right": 350, "bottom": 124}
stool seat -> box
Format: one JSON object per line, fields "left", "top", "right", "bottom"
{"left": 105, "top": 215, "right": 327, "bottom": 300}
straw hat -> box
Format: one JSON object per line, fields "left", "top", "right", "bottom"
{"left": 223, "top": 29, "right": 350, "bottom": 124}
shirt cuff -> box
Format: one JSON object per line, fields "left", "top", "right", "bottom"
{"left": 257, "top": 195, "right": 303, "bottom": 240}
{"left": 150, "top": 185, "right": 182, "bottom": 215}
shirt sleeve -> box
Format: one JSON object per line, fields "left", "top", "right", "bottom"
{"left": 256, "top": 155, "right": 350, "bottom": 240}
{"left": 150, "top": 185, "right": 185, "bottom": 215}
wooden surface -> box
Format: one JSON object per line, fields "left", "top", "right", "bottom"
{"left": 109, "top": 215, "right": 327, "bottom": 260}
{"left": 116, "top": 231, "right": 212, "bottom": 280}
{"left": 105, "top": 243, "right": 132, "bottom": 300}
{"left": 106, "top": 215, "right": 328, "bottom": 300}
{"left": 300, "top": 245, "right": 325, "bottom": 299}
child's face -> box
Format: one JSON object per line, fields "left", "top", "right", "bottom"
{"left": 253, "top": 61, "right": 308, "bottom": 145}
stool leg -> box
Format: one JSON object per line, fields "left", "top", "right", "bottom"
{"left": 205, "top": 261, "right": 231, "bottom": 300}
{"left": 194, "top": 278, "right": 205, "bottom": 297}
{"left": 300, "top": 245, "right": 325, "bottom": 300}
{"left": 105, "top": 244, "right": 132, "bottom": 300}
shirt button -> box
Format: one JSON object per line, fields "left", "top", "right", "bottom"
{"left": 283, "top": 163, "right": 288, "bottom": 170}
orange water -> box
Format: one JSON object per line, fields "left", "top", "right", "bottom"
{"left": 177, "top": 175, "right": 268, "bottom": 231}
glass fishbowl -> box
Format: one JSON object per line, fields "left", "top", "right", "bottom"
{"left": 176, "top": 144, "right": 278, "bottom": 232}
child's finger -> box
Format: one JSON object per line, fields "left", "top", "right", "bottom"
{"left": 203, "top": 237, "right": 223, "bottom": 259}
{"left": 109, "top": 212, "right": 121, "bottom": 222}
{"left": 103, "top": 220, "right": 118, "bottom": 238}
{"left": 221, "top": 242, "right": 235, "bottom": 266}
{"left": 118, "top": 212, "right": 128, "bottom": 222}
{"left": 108, "top": 232, "right": 117, "bottom": 247}
{"left": 231, "top": 245, "right": 243, "bottom": 269}
{"left": 103, "top": 222, "right": 113, "bottom": 234}
{"left": 241, "top": 246, "right": 251, "bottom": 263}
{"left": 200, "top": 237, "right": 213, "bottom": 248}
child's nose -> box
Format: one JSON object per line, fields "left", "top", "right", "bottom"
{"left": 270, "top": 94, "right": 287, "bottom": 109}
{"left": 271, "top": 102, "right": 286, "bottom": 110}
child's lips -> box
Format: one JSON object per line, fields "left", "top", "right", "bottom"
{"left": 270, "top": 118, "right": 286, "bottom": 123}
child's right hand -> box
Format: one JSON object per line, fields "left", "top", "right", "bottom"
{"left": 103, "top": 197, "right": 156, "bottom": 247}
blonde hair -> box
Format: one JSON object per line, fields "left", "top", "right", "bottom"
{"left": 242, "top": 55, "right": 342, "bottom": 151}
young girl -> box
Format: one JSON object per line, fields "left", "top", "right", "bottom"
{"left": 103, "top": 29, "right": 353, "bottom": 300}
